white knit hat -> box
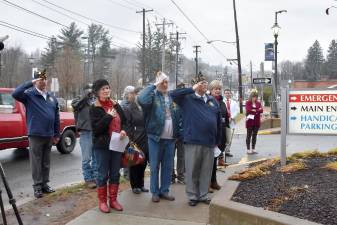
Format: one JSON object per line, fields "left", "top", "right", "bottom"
{"left": 155, "top": 71, "right": 169, "bottom": 85}
{"left": 123, "top": 85, "right": 135, "bottom": 99}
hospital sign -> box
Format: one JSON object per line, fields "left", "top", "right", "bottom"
{"left": 288, "top": 89, "right": 337, "bottom": 135}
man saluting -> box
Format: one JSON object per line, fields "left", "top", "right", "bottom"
{"left": 12, "top": 69, "right": 59, "bottom": 198}
{"left": 170, "top": 74, "right": 222, "bottom": 207}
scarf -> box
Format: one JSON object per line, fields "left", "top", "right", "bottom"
{"left": 99, "top": 98, "right": 121, "bottom": 135}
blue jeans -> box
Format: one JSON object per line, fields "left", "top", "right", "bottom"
{"left": 79, "top": 131, "right": 97, "bottom": 182}
{"left": 148, "top": 138, "right": 175, "bottom": 195}
{"left": 94, "top": 147, "right": 122, "bottom": 187}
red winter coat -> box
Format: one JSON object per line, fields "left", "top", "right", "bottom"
{"left": 245, "top": 100, "right": 263, "bottom": 128}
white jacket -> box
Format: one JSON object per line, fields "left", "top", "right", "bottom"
{"left": 223, "top": 98, "right": 239, "bottom": 128}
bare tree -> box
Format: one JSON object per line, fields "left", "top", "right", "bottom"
{"left": 54, "top": 46, "right": 83, "bottom": 99}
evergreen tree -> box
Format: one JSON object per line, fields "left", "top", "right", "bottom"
{"left": 304, "top": 40, "right": 324, "bottom": 81}
{"left": 325, "top": 39, "right": 337, "bottom": 79}
{"left": 40, "top": 36, "right": 59, "bottom": 68}
{"left": 58, "top": 22, "right": 84, "bottom": 52}
{"left": 87, "top": 24, "right": 113, "bottom": 80}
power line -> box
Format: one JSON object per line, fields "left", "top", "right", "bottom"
{"left": 170, "top": 0, "right": 209, "bottom": 41}
{"left": 30, "top": 0, "right": 90, "bottom": 26}
{"left": 0, "top": 20, "right": 51, "bottom": 39}
{"left": 0, "top": 21, "right": 51, "bottom": 40}
{"left": 124, "top": 0, "right": 152, "bottom": 9}
{"left": 0, "top": 0, "right": 69, "bottom": 28}
{"left": 39, "top": 0, "right": 141, "bottom": 34}
{"left": 29, "top": 0, "right": 135, "bottom": 46}
{"left": 105, "top": 0, "right": 137, "bottom": 11}
{"left": 169, "top": 0, "right": 232, "bottom": 62}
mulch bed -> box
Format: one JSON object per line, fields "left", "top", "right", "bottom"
{"left": 231, "top": 157, "right": 337, "bottom": 225}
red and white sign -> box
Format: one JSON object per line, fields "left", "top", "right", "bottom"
{"left": 289, "top": 94, "right": 337, "bottom": 103}
{"left": 288, "top": 89, "right": 337, "bottom": 135}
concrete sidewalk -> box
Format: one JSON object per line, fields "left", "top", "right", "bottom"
{"left": 66, "top": 167, "right": 239, "bottom": 225}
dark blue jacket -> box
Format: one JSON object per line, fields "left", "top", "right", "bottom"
{"left": 170, "top": 88, "right": 222, "bottom": 147}
{"left": 137, "top": 84, "right": 181, "bottom": 142}
{"left": 12, "top": 81, "right": 60, "bottom": 138}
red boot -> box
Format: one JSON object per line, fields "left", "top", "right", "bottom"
{"left": 108, "top": 184, "right": 123, "bottom": 211}
{"left": 97, "top": 186, "right": 110, "bottom": 213}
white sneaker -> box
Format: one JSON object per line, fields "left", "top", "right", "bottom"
{"left": 246, "top": 149, "right": 252, "bottom": 154}
{"left": 252, "top": 149, "right": 258, "bottom": 154}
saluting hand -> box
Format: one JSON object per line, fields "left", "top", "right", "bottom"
{"left": 107, "top": 108, "right": 117, "bottom": 117}
{"left": 32, "top": 78, "right": 42, "bottom": 85}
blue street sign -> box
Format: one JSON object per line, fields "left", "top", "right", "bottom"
{"left": 265, "top": 43, "right": 274, "bottom": 61}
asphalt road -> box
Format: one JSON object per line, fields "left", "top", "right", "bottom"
{"left": 0, "top": 141, "right": 83, "bottom": 208}
{"left": 0, "top": 133, "right": 336, "bottom": 209}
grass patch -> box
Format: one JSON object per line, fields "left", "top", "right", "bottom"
{"left": 287, "top": 149, "right": 337, "bottom": 161}
{"left": 229, "top": 158, "right": 279, "bottom": 181}
{"left": 326, "top": 148, "right": 337, "bottom": 156}
{"left": 323, "top": 161, "right": 337, "bottom": 171}
{"left": 287, "top": 150, "right": 324, "bottom": 161}
{"left": 278, "top": 161, "right": 307, "bottom": 173}
{"left": 46, "top": 183, "right": 86, "bottom": 199}
{"left": 266, "top": 186, "right": 308, "bottom": 212}
{"left": 45, "top": 176, "right": 128, "bottom": 199}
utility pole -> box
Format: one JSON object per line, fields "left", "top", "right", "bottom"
{"left": 193, "top": 45, "right": 201, "bottom": 77}
{"left": 250, "top": 60, "right": 253, "bottom": 89}
{"left": 170, "top": 31, "right": 186, "bottom": 88}
{"left": 156, "top": 18, "right": 173, "bottom": 73}
{"left": 137, "top": 8, "right": 153, "bottom": 86}
{"left": 260, "top": 62, "right": 265, "bottom": 106}
{"left": 233, "top": 0, "right": 243, "bottom": 113}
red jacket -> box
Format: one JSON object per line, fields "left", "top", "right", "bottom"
{"left": 245, "top": 100, "right": 263, "bottom": 128}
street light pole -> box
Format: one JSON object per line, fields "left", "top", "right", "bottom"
{"left": 271, "top": 10, "right": 287, "bottom": 118}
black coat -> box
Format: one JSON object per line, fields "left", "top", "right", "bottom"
{"left": 217, "top": 96, "right": 230, "bottom": 151}
{"left": 124, "top": 102, "right": 148, "bottom": 154}
{"left": 90, "top": 100, "right": 127, "bottom": 149}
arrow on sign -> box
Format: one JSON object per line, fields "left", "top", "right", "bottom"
{"left": 290, "top": 116, "right": 297, "bottom": 120}
{"left": 290, "top": 96, "right": 297, "bottom": 101}
{"left": 290, "top": 106, "right": 297, "bottom": 111}
{"left": 252, "top": 78, "right": 272, "bottom": 84}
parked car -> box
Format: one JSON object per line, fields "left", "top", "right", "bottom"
{"left": 0, "top": 88, "right": 77, "bottom": 154}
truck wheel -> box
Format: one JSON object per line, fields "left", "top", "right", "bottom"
{"left": 57, "top": 129, "right": 76, "bottom": 154}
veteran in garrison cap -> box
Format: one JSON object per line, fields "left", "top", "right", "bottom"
{"left": 12, "top": 68, "right": 60, "bottom": 198}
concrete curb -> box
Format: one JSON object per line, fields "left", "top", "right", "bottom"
{"left": 258, "top": 129, "right": 281, "bottom": 135}
{"left": 209, "top": 165, "right": 321, "bottom": 225}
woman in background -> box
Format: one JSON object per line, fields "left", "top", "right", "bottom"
{"left": 208, "top": 80, "right": 229, "bottom": 191}
{"left": 124, "top": 87, "right": 149, "bottom": 194}
{"left": 245, "top": 90, "right": 263, "bottom": 154}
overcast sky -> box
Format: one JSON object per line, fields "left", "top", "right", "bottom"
{"left": 0, "top": 0, "right": 336, "bottom": 72}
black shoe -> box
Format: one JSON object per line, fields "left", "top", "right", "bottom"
{"left": 200, "top": 198, "right": 211, "bottom": 205}
{"left": 225, "top": 152, "right": 233, "bottom": 157}
{"left": 159, "top": 193, "right": 175, "bottom": 201}
{"left": 42, "top": 185, "right": 55, "bottom": 194}
{"left": 132, "top": 188, "right": 141, "bottom": 194}
{"left": 140, "top": 187, "right": 149, "bottom": 192}
{"left": 34, "top": 189, "right": 43, "bottom": 198}
{"left": 188, "top": 200, "right": 198, "bottom": 207}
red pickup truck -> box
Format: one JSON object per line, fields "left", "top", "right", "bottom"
{"left": 0, "top": 88, "right": 77, "bottom": 154}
